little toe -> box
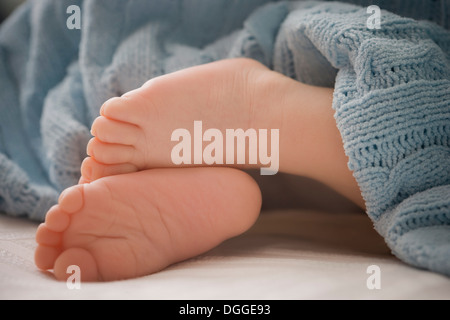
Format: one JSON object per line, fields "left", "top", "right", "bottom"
{"left": 81, "top": 157, "right": 138, "bottom": 181}
{"left": 54, "top": 248, "right": 100, "bottom": 282}
{"left": 91, "top": 116, "right": 142, "bottom": 145}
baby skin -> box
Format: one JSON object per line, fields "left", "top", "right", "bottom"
{"left": 35, "top": 58, "right": 364, "bottom": 282}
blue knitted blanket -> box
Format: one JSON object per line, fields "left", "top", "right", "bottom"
{"left": 1, "top": 0, "right": 449, "bottom": 276}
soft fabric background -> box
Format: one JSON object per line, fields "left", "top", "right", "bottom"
{"left": 0, "top": 0, "right": 449, "bottom": 278}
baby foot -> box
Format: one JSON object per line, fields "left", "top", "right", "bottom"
{"left": 81, "top": 58, "right": 291, "bottom": 182}
{"left": 35, "top": 167, "right": 261, "bottom": 281}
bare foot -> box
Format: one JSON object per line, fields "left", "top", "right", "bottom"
{"left": 81, "top": 58, "right": 289, "bottom": 182}
{"left": 35, "top": 167, "right": 261, "bottom": 281}
{"left": 82, "top": 57, "right": 364, "bottom": 207}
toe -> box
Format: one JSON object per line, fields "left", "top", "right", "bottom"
{"left": 86, "top": 138, "right": 140, "bottom": 165}
{"left": 81, "top": 157, "right": 138, "bottom": 181}
{"left": 78, "top": 176, "right": 90, "bottom": 184}
{"left": 91, "top": 116, "right": 142, "bottom": 146}
{"left": 36, "top": 224, "right": 62, "bottom": 246}
{"left": 58, "top": 185, "right": 84, "bottom": 214}
{"left": 54, "top": 248, "right": 100, "bottom": 282}
{"left": 44, "top": 205, "right": 70, "bottom": 232}
{"left": 35, "top": 245, "right": 61, "bottom": 270}
{"left": 80, "top": 158, "right": 93, "bottom": 181}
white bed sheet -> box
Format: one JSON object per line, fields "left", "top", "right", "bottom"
{"left": 1, "top": 209, "right": 450, "bottom": 300}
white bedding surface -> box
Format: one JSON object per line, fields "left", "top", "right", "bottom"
{"left": 1, "top": 209, "right": 450, "bottom": 300}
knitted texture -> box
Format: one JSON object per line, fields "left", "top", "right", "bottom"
{"left": 280, "top": 3, "right": 450, "bottom": 276}
{"left": 0, "top": 0, "right": 449, "bottom": 275}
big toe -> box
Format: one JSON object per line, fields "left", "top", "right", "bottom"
{"left": 54, "top": 248, "right": 100, "bottom": 282}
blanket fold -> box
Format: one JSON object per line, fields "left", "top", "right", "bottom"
{"left": 0, "top": 0, "right": 449, "bottom": 276}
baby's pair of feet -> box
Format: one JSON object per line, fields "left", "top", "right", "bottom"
{"left": 35, "top": 58, "right": 362, "bottom": 282}
{"left": 34, "top": 58, "right": 293, "bottom": 281}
